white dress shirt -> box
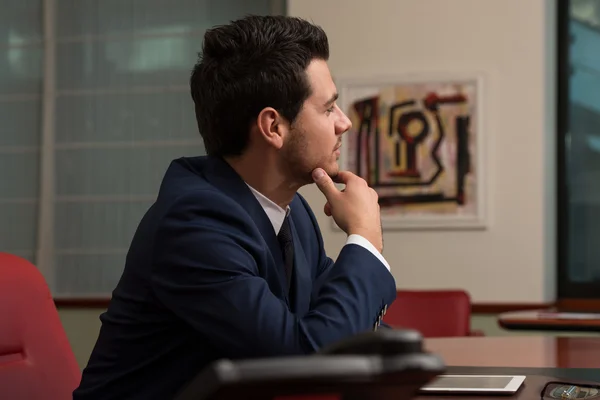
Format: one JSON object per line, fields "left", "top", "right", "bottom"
{"left": 246, "top": 185, "right": 391, "bottom": 271}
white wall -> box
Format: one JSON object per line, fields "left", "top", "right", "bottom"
{"left": 290, "top": 0, "right": 556, "bottom": 303}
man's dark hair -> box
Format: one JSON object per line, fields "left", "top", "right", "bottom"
{"left": 190, "top": 15, "right": 329, "bottom": 157}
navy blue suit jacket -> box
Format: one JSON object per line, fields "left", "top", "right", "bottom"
{"left": 73, "top": 156, "right": 397, "bottom": 400}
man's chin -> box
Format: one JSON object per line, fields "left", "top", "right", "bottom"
{"left": 325, "top": 163, "right": 340, "bottom": 178}
{"left": 303, "top": 162, "right": 340, "bottom": 185}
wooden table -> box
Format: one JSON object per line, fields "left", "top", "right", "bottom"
{"left": 424, "top": 335, "right": 600, "bottom": 368}
{"left": 416, "top": 336, "right": 600, "bottom": 400}
{"left": 498, "top": 309, "right": 600, "bottom": 332}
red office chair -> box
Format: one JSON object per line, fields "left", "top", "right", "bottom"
{"left": 383, "top": 289, "right": 484, "bottom": 338}
{"left": 0, "top": 253, "right": 81, "bottom": 399}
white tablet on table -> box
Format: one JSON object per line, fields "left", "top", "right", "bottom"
{"left": 419, "top": 374, "right": 526, "bottom": 395}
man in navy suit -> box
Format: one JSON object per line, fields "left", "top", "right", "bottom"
{"left": 73, "top": 15, "right": 396, "bottom": 400}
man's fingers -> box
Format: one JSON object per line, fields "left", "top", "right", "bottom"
{"left": 312, "top": 168, "right": 339, "bottom": 199}
{"left": 331, "top": 170, "right": 356, "bottom": 184}
{"left": 324, "top": 202, "right": 332, "bottom": 217}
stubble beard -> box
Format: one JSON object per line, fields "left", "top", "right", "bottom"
{"left": 282, "top": 126, "right": 340, "bottom": 187}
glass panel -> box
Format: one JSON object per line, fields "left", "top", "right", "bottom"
{"left": 55, "top": 144, "right": 204, "bottom": 196}
{"left": 0, "top": 0, "right": 43, "bottom": 45}
{"left": 54, "top": 200, "right": 153, "bottom": 249}
{"left": 0, "top": 100, "right": 41, "bottom": 147}
{"left": 56, "top": 35, "right": 202, "bottom": 90}
{"left": 0, "top": 46, "right": 43, "bottom": 94}
{"left": 0, "top": 1, "right": 41, "bottom": 274}
{"left": 565, "top": 1, "right": 600, "bottom": 286}
{"left": 208, "top": 0, "right": 275, "bottom": 23}
{"left": 570, "top": 65, "right": 600, "bottom": 114}
{"left": 0, "top": 153, "right": 39, "bottom": 198}
{"left": 50, "top": 0, "right": 286, "bottom": 297}
{"left": 55, "top": 253, "right": 128, "bottom": 295}
{"left": 0, "top": 203, "right": 38, "bottom": 251}
{"left": 56, "top": 0, "right": 210, "bottom": 38}
{"left": 11, "top": 251, "right": 36, "bottom": 265}
{"left": 55, "top": 91, "right": 197, "bottom": 143}
{"left": 55, "top": 0, "right": 279, "bottom": 38}
{"left": 571, "top": 0, "right": 600, "bottom": 27}
{"left": 571, "top": 20, "right": 600, "bottom": 71}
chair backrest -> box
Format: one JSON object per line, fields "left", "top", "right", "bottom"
{"left": 0, "top": 253, "right": 81, "bottom": 399}
{"left": 384, "top": 290, "right": 472, "bottom": 338}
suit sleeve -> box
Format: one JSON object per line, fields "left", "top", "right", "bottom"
{"left": 296, "top": 193, "right": 392, "bottom": 279}
{"left": 151, "top": 190, "right": 397, "bottom": 360}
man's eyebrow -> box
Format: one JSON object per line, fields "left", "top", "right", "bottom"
{"left": 323, "top": 93, "right": 339, "bottom": 107}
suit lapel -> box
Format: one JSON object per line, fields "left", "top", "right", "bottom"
{"left": 197, "top": 156, "right": 290, "bottom": 303}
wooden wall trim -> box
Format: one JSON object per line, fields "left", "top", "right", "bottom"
{"left": 55, "top": 298, "right": 557, "bottom": 313}
{"left": 55, "top": 298, "right": 110, "bottom": 308}
{"left": 556, "top": 299, "right": 600, "bottom": 311}
{"left": 471, "top": 302, "right": 554, "bottom": 314}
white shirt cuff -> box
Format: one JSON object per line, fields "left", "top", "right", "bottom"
{"left": 345, "top": 234, "right": 391, "bottom": 272}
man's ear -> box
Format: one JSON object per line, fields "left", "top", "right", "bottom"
{"left": 256, "top": 107, "right": 288, "bottom": 150}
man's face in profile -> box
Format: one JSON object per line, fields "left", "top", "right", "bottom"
{"left": 282, "top": 59, "right": 352, "bottom": 185}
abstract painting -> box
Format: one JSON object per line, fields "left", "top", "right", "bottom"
{"left": 336, "top": 74, "right": 486, "bottom": 230}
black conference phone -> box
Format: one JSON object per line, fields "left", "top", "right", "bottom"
{"left": 174, "top": 329, "right": 445, "bottom": 400}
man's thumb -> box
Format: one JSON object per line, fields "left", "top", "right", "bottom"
{"left": 312, "top": 168, "right": 336, "bottom": 197}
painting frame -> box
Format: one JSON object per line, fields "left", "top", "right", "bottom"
{"left": 333, "top": 72, "right": 488, "bottom": 231}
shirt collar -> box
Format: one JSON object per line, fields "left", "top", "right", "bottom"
{"left": 246, "top": 184, "right": 290, "bottom": 234}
